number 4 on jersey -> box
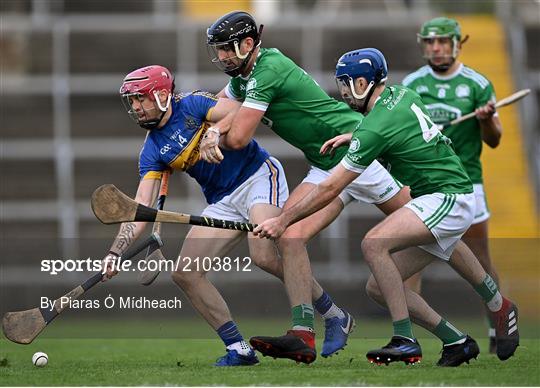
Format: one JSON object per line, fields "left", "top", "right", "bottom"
{"left": 411, "top": 103, "right": 439, "bottom": 143}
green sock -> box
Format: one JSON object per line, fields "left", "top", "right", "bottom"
{"left": 473, "top": 274, "right": 498, "bottom": 303}
{"left": 292, "top": 304, "right": 314, "bottom": 329}
{"left": 433, "top": 319, "right": 466, "bottom": 345}
{"left": 393, "top": 318, "right": 414, "bottom": 339}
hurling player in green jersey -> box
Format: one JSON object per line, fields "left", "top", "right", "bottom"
{"left": 403, "top": 17, "right": 503, "bottom": 352}
{"left": 254, "top": 48, "right": 519, "bottom": 366}
{"left": 201, "top": 11, "right": 412, "bottom": 363}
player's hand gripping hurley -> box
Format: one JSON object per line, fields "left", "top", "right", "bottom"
{"left": 92, "top": 184, "right": 257, "bottom": 232}
{"left": 438, "top": 89, "right": 530, "bottom": 130}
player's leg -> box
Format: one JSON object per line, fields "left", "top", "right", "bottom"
{"left": 463, "top": 184, "right": 499, "bottom": 351}
{"left": 361, "top": 207, "right": 434, "bottom": 363}
{"left": 248, "top": 194, "right": 355, "bottom": 359}
{"left": 406, "top": 191, "right": 518, "bottom": 361}
{"left": 365, "top": 247, "right": 480, "bottom": 366}
{"left": 448, "top": 240, "right": 518, "bottom": 361}
{"left": 371, "top": 181, "right": 425, "bottom": 294}
{"left": 277, "top": 186, "right": 356, "bottom": 358}
{"left": 249, "top": 181, "right": 339, "bottom": 363}
{"left": 249, "top": 161, "right": 403, "bottom": 363}
{"left": 171, "top": 226, "right": 259, "bottom": 366}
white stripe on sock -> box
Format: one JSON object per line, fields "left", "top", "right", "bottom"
{"left": 487, "top": 292, "right": 503, "bottom": 312}
{"left": 508, "top": 325, "right": 517, "bottom": 335}
{"left": 322, "top": 305, "right": 345, "bottom": 320}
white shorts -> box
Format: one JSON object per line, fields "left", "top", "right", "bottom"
{"left": 201, "top": 157, "right": 288, "bottom": 223}
{"left": 472, "top": 183, "right": 490, "bottom": 224}
{"left": 302, "top": 160, "right": 402, "bottom": 206}
{"left": 405, "top": 192, "right": 476, "bottom": 260}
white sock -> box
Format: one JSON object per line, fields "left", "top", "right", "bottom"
{"left": 322, "top": 304, "right": 346, "bottom": 320}
{"left": 292, "top": 325, "right": 314, "bottom": 333}
{"left": 488, "top": 328, "right": 496, "bottom": 337}
{"left": 226, "top": 340, "right": 251, "bottom": 356}
{"left": 487, "top": 291, "right": 503, "bottom": 312}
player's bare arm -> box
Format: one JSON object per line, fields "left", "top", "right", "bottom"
{"left": 476, "top": 101, "right": 502, "bottom": 148}
{"left": 200, "top": 97, "right": 242, "bottom": 163}
{"left": 221, "top": 106, "right": 265, "bottom": 150}
{"left": 102, "top": 178, "right": 160, "bottom": 280}
{"left": 254, "top": 165, "right": 359, "bottom": 239}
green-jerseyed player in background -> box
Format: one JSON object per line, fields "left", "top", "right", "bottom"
{"left": 254, "top": 48, "right": 519, "bottom": 365}
{"left": 403, "top": 17, "right": 503, "bottom": 352}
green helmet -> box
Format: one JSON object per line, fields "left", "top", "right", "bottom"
{"left": 417, "top": 17, "right": 462, "bottom": 71}
{"left": 418, "top": 17, "right": 461, "bottom": 41}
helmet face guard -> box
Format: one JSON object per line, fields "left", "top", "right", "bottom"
{"left": 121, "top": 91, "right": 171, "bottom": 130}
{"left": 335, "top": 76, "right": 366, "bottom": 113}
{"left": 119, "top": 65, "right": 173, "bottom": 130}
{"left": 417, "top": 34, "right": 460, "bottom": 72}
{"left": 206, "top": 11, "right": 262, "bottom": 77}
{"left": 207, "top": 39, "right": 256, "bottom": 77}
{"left": 417, "top": 17, "right": 464, "bottom": 72}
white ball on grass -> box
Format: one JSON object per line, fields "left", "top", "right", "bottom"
{"left": 32, "top": 352, "right": 48, "bottom": 367}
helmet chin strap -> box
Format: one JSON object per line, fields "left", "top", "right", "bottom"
{"left": 349, "top": 78, "right": 376, "bottom": 114}
{"left": 139, "top": 92, "right": 171, "bottom": 130}
{"left": 226, "top": 35, "right": 262, "bottom": 77}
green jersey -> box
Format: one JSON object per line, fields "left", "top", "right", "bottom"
{"left": 402, "top": 64, "right": 496, "bottom": 183}
{"left": 343, "top": 85, "right": 472, "bottom": 198}
{"left": 226, "top": 48, "right": 363, "bottom": 170}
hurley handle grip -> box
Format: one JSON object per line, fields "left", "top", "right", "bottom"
{"left": 190, "top": 216, "right": 257, "bottom": 232}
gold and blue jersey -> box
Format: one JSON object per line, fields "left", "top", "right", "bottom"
{"left": 138, "top": 91, "right": 269, "bottom": 204}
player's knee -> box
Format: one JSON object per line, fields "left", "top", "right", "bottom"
{"left": 253, "top": 255, "right": 283, "bottom": 280}
{"left": 171, "top": 268, "right": 202, "bottom": 288}
{"left": 361, "top": 237, "right": 386, "bottom": 263}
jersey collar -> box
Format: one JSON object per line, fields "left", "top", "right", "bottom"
{"left": 428, "top": 63, "right": 463, "bottom": 81}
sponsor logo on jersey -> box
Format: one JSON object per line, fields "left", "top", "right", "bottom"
{"left": 347, "top": 154, "right": 363, "bottom": 164}
{"left": 455, "top": 84, "right": 470, "bottom": 98}
{"left": 349, "top": 138, "right": 360, "bottom": 152}
{"left": 425, "top": 103, "right": 461, "bottom": 124}
{"left": 415, "top": 85, "right": 429, "bottom": 94}
{"left": 246, "top": 78, "right": 257, "bottom": 91}
{"left": 386, "top": 88, "right": 406, "bottom": 111}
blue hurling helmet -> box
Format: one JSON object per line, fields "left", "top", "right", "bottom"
{"left": 335, "top": 48, "right": 388, "bottom": 113}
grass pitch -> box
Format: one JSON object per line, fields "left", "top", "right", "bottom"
{"left": 1, "top": 319, "right": 539, "bottom": 386}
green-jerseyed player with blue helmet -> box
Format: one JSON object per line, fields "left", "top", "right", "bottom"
{"left": 403, "top": 16, "right": 504, "bottom": 353}
{"left": 254, "top": 48, "right": 519, "bottom": 366}
{"left": 202, "top": 11, "right": 412, "bottom": 364}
